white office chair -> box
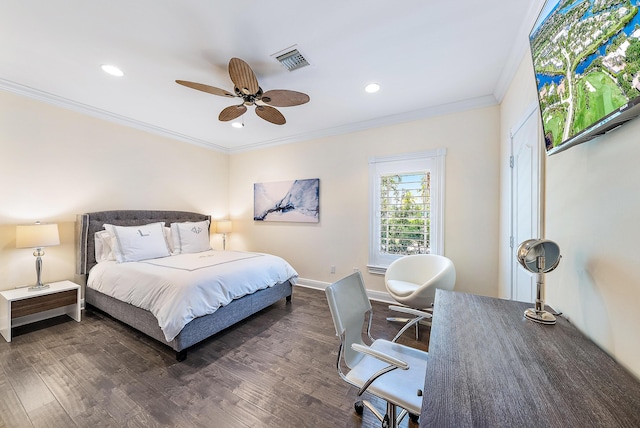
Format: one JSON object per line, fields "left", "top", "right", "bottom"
{"left": 385, "top": 254, "right": 456, "bottom": 341}
{"left": 325, "top": 272, "right": 428, "bottom": 428}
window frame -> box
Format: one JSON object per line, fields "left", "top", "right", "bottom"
{"left": 367, "top": 148, "right": 446, "bottom": 274}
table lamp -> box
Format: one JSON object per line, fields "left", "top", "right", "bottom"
{"left": 16, "top": 222, "right": 60, "bottom": 291}
{"left": 516, "top": 239, "right": 561, "bottom": 325}
{"left": 216, "top": 220, "right": 232, "bottom": 250}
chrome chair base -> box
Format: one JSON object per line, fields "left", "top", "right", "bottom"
{"left": 385, "top": 317, "right": 433, "bottom": 340}
{"left": 356, "top": 399, "right": 410, "bottom": 428}
{"left": 386, "top": 306, "right": 433, "bottom": 341}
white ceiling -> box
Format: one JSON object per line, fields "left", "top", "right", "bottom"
{"left": 0, "top": 1, "right": 544, "bottom": 153}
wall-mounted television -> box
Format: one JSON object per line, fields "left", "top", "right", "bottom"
{"left": 530, "top": 0, "right": 640, "bottom": 155}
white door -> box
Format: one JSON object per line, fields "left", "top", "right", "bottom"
{"left": 511, "top": 106, "right": 542, "bottom": 303}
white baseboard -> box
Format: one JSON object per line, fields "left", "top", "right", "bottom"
{"left": 294, "top": 277, "right": 396, "bottom": 304}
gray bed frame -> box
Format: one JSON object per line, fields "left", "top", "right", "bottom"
{"left": 76, "top": 210, "right": 293, "bottom": 361}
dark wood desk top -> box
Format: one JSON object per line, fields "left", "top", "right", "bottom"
{"left": 421, "top": 290, "right": 640, "bottom": 427}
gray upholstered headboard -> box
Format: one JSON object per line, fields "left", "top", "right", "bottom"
{"left": 76, "top": 210, "right": 211, "bottom": 275}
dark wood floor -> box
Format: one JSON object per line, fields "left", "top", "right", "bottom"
{"left": 0, "top": 285, "right": 429, "bottom": 428}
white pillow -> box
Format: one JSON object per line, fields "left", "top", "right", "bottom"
{"left": 170, "top": 220, "right": 211, "bottom": 254}
{"left": 103, "top": 222, "right": 171, "bottom": 263}
{"left": 94, "top": 230, "right": 116, "bottom": 263}
{"left": 164, "top": 227, "right": 174, "bottom": 254}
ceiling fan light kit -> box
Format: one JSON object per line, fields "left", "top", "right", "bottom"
{"left": 176, "top": 57, "right": 309, "bottom": 126}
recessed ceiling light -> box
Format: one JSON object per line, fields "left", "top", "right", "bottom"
{"left": 231, "top": 121, "right": 244, "bottom": 129}
{"left": 101, "top": 64, "right": 124, "bottom": 77}
{"left": 365, "top": 83, "right": 380, "bottom": 93}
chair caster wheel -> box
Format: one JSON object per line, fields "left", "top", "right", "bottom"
{"left": 409, "top": 413, "right": 420, "bottom": 423}
{"left": 354, "top": 401, "right": 364, "bottom": 415}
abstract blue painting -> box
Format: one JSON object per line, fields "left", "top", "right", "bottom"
{"left": 254, "top": 178, "right": 319, "bottom": 222}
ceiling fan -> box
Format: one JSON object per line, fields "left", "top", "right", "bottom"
{"left": 176, "top": 57, "right": 310, "bottom": 125}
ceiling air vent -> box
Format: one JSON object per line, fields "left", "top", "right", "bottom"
{"left": 275, "top": 49, "right": 309, "bottom": 72}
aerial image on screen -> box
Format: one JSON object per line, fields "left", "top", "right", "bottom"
{"left": 531, "top": 0, "right": 640, "bottom": 152}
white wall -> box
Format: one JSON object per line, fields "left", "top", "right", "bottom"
{"left": 1, "top": 89, "right": 501, "bottom": 299}
{"left": 545, "top": 118, "right": 640, "bottom": 380}
{"left": 500, "top": 55, "right": 640, "bottom": 380}
{"left": 0, "top": 90, "right": 229, "bottom": 289}
{"left": 229, "top": 106, "right": 501, "bottom": 296}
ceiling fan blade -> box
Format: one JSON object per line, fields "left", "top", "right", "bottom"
{"left": 255, "top": 105, "right": 286, "bottom": 125}
{"left": 261, "top": 90, "right": 310, "bottom": 107}
{"left": 175, "top": 80, "right": 235, "bottom": 97}
{"left": 218, "top": 105, "right": 247, "bottom": 121}
{"left": 228, "top": 58, "right": 259, "bottom": 95}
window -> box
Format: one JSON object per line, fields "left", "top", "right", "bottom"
{"left": 368, "top": 149, "right": 446, "bottom": 273}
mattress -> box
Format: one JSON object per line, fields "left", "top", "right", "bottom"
{"left": 87, "top": 250, "right": 298, "bottom": 341}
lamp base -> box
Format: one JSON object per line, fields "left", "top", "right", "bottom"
{"left": 28, "top": 283, "right": 50, "bottom": 292}
{"left": 524, "top": 308, "right": 556, "bottom": 325}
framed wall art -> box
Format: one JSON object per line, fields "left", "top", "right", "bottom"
{"left": 254, "top": 178, "right": 319, "bottom": 222}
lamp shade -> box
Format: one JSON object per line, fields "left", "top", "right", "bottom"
{"left": 16, "top": 223, "right": 60, "bottom": 248}
{"left": 216, "top": 220, "right": 233, "bottom": 234}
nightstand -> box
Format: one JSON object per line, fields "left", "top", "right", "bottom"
{"left": 0, "top": 280, "right": 81, "bottom": 342}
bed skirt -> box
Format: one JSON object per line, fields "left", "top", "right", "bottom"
{"left": 85, "top": 280, "right": 293, "bottom": 356}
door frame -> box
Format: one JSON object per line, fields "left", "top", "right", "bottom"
{"left": 509, "top": 102, "right": 544, "bottom": 301}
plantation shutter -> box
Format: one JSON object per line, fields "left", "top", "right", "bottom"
{"left": 368, "top": 149, "right": 445, "bottom": 272}
{"left": 379, "top": 172, "right": 431, "bottom": 255}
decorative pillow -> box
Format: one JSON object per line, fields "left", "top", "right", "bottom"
{"left": 103, "top": 222, "right": 171, "bottom": 263}
{"left": 170, "top": 220, "right": 211, "bottom": 254}
{"left": 164, "top": 227, "right": 174, "bottom": 254}
{"left": 94, "top": 230, "right": 116, "bottom": 263}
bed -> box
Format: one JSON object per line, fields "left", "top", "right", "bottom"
{"left": 75, "top": 210, "right": 296, "bottom": 361}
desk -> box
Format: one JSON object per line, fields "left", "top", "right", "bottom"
{"left": 421, "top": 290, "right": 640, "bottom": 427}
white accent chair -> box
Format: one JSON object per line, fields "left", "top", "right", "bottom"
{"left": 325, "top": 272, "right": 428, "bottom": 428}
{"left": 385, "top": 254, "right": 456, "bottom": 341}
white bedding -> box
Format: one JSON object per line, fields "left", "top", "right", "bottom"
{"left": 87, "top": 250, "right": 298, "bottom": 341}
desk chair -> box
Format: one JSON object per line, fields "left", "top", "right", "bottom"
{"left": 325, "top": 272, "right": 428, "bottom": 428}
{"left": 385, "top": 254, "right": 456, "bottom": 341}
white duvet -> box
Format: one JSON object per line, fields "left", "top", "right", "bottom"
{"left": 87, "top": 250, "right": 298, "bottom": 341}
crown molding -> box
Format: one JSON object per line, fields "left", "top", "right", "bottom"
{"left": 493, "top": 0, "right": 546, "bottom": 102}
{"left": 2, "top": 77, "right": 497, "bottom": 155}
{"left": 229, "top": 94, "right": 498, "bottom": 153}
{"left": 0, "top": 78, "right": 229, "bottom": 153}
